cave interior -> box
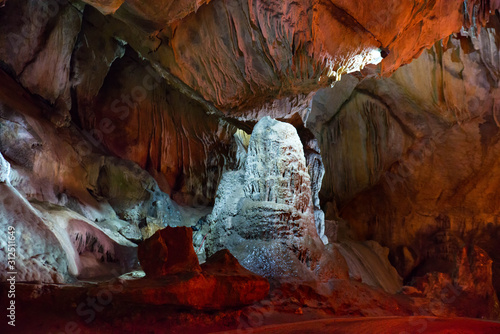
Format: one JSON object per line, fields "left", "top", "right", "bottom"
{"left": 1, "top": 0, "right": 500, "bottom": 333}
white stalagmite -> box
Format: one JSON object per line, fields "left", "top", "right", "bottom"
{"left": 206, "top": 117, "right": 337, "bottom": 280}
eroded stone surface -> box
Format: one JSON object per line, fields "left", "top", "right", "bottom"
{"left": 408, "top": 246, "right": 500, "bottom": 319}
{"left": 0, "top": 0, "right": 482, "bottom": 209}
{"left": 0, "top": 152, "right": 10, "bottom": 183}
{"left": 0, "top": 67, "right": 189, "bottom": 282}
{"left": 206, "top": 117, "right": 344, "bottom": 280}
{"left": 314, "top": 15, "right": 500, "bottom": 297}
{"left": 112, "top": 248, "right": 269, "bottom": 309}
{"left": 138, "top": 227, "right": 201, "bottom": 277}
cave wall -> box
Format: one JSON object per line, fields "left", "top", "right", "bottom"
{"left": 0, "top": 0, "right": 484, "bottom": 207}
{"left": 0, "top": 0, "right": 499, "bottom": 303}
{"left": 75, "top": 47, "right": 237, "bottom": 205}
{"left": 106, "top": 0, "right": 466, "bottom": 111}
{"left": 312, "top": 14, "right": 500, "bottom": 292}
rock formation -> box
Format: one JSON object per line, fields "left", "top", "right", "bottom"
{"left": 1, "top": 0, "right": 500, "bottom": 332}
{"left": 0, "top": 0, "right": 482, "bottom": 207}
{"left": 0, "top": 152, "right": 10, "bottom": 183}
{"left": 408, "top": 246, "right": 500, "bottom": 319}
{"left": 312, "top": 13, "right": 500, "bottom": 297}
{"left": 206, "top": 117, "right": 343, "bottom": 280}
{"left": 138, "top": 226, "right": 201, "bottom": 277}
{"left": 129, "top": 231, "right": 270, "bottom": 309}
{"left": 0, "top": 66, "right": 191, "bottom": 283}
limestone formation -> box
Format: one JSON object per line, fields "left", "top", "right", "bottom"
{"left": 0, "top": 0, "right": 476, "bottom": 206}
{"left": 409, "top": 246, "right": 500, "bottom": 319}
{"left": 303, "top": 135, "right": 328, "bottom": 245}
{"left": 315, "top": 15, "right": 500, "bottom": 295}
{"left": 2, "top": 0, "right": 500, "bottom": 330}
{"left": 138, "top": 227, "right": 202, "bottom": 277}
{"left": 206, "top": 117, "right": 341, "bottom": 280}
{"left": 0, "top": 152, "right": 10, "bottom": 183}
{"left": 111, "top": 248, "right": 270, "bottom": 310}
{"left": 0, "top": 70, "right": 197, "bottom": 282}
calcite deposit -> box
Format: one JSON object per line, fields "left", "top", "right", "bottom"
{"left": 205, "top": 117, "right": 338, "bottom": 280}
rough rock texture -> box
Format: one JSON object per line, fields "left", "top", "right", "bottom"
{"left": 206, "top": 117, "right": 344, "bottom": 280}
{"left": 77, "top": 0, "right": 466, "bottom": 111}
{"left": 73, "top": 38, "right": 237, "bottom": 206}
{"left": 302, "top": 131, "right": 328, "bottom": 245}
{"left": 313, "top": 14, "right": 500, "bottom": 296}
{"left": 1, "top": 0, "right": 500, "bottom": 327}
{"left": 0, "top": 0, "right": 83, "bottom": 125}
{"left": 0, "top": 66, "right": 188, "bottom": 282}
{"left": 0, "top": 0, "right": 479, "bottom": 207}
{"left": 408, "top": 246, "right": 500, "bottom": 319}
{"left": 112, "top": 249, "right": 269, "bottom": 309}
{"left": 0, "top": 183, "right": 70, "bottom": 283}
{"left": 113, "top": 272, "right": 269, "bottom": 310}
{"left": 322, "top": 219, "right": 402, "bottom": 294}
{"left": 138, "top": 227, "right": 201, "bottom": 277}
{"left": 0, "top": 151, "right": 10, "bottom": 183}
{"left": 337, "top": 240, "right": 403, "bottom": 294}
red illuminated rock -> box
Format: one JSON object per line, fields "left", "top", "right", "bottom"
{"left": 138, "top": 226, "right": 202, "bottom": 277}
{"left": 409, "top": 246, "right": 500, "bottom": 319}
{"left": 201, "top": 249, "right": 247, "bottom": 274}
{"left": 202, "top": 249, "right": 271, "bottom": 306}
{"left": 1, "top": 0, "right": 473, "bottom": 116}
{"left": 0, "top": 0, "right": 485, "bottom": 208}
{"left": 84, "top": 0, "right": 124, "bottom": 15}
{"left": 318, "top": 15, "right": 500, "bottom": 297}
{"left": 1, "top": 0, "right": 500, "bottom": 326}
{"left": 114, "top": 249, "right": 269, "bottom": 309}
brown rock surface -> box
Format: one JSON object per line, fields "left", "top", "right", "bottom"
{"left": 73, "top": 0, "right": 467, "bottom": 111}
{"left": 2, "top": 0, "right": 500, "bottom": 329}
{"left": 313, "top": 14, "right": 500, "bottom": 296}
{"left": 114, "top": 249, "right": 269, "bottom": 309}
{"left": 0, "top": 0, "right": 485, "bottom": 207}
{"left": 74, "top": 42, "right": 237, "bottom": 205}
{"left": 110, "top": 271, "right": 269, "bottom": 309}
{"left": 0, "top": 0, "right": 82, "bottom": 125}
{"left": 138, "top": 227, "right": 202, "bottom": 277}
{"left": 409, "top": 246, "right": 500, "bottom": 319}
{"left": 201, "top": 249, "right": 247, "bottom": 274}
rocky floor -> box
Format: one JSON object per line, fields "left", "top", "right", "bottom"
{"left": 3, "top": 273, "right": 499, "bottom": 334}
{"left": 217, "top": 317, "right": 500, "bottom": 334}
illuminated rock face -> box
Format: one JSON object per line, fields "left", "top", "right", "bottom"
{"left": 73, "top": 48, "right": 237, "bottom": 206}
{"left": 0, "top": 0, "right": 474, "bottom": 206}
{"left": 337, "top": 240, "right": 403, "bottom": 294}
{"left": 411, "top": 246, "right": 500, "bottom": 318}
{"left": 314, "top": 15, "right": 500, "bottom": 295}
{"left": 72, "top": 0, "right": 465, "bottom": 111}
{"left": 206, "top": 117, "right": 340, "bottom": 280}
{"left": 244, "top": 117, "right": 314, "bottom": 222}
{"left": 0, "top": 152, "right": 10, "bottom": 183}
{"left": 0, "top": 0, "right": 83, "bottom": 125}
{"left": 1, "top": 0, "right": 500, "bottom": 323}
{"left": 115, "top": 248, "right": 270, "bottom": 310}
{"left": 138, "top": 227, "right": 201, "bottom": 277}
{"left": 0, "top": 183, "right": 70, "bottom": 283}
{"left": 304, "top": 137, "right": 328, "bottom": 245}
{"left": 0, "top": 78, "right": 184, "bottom": 283}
